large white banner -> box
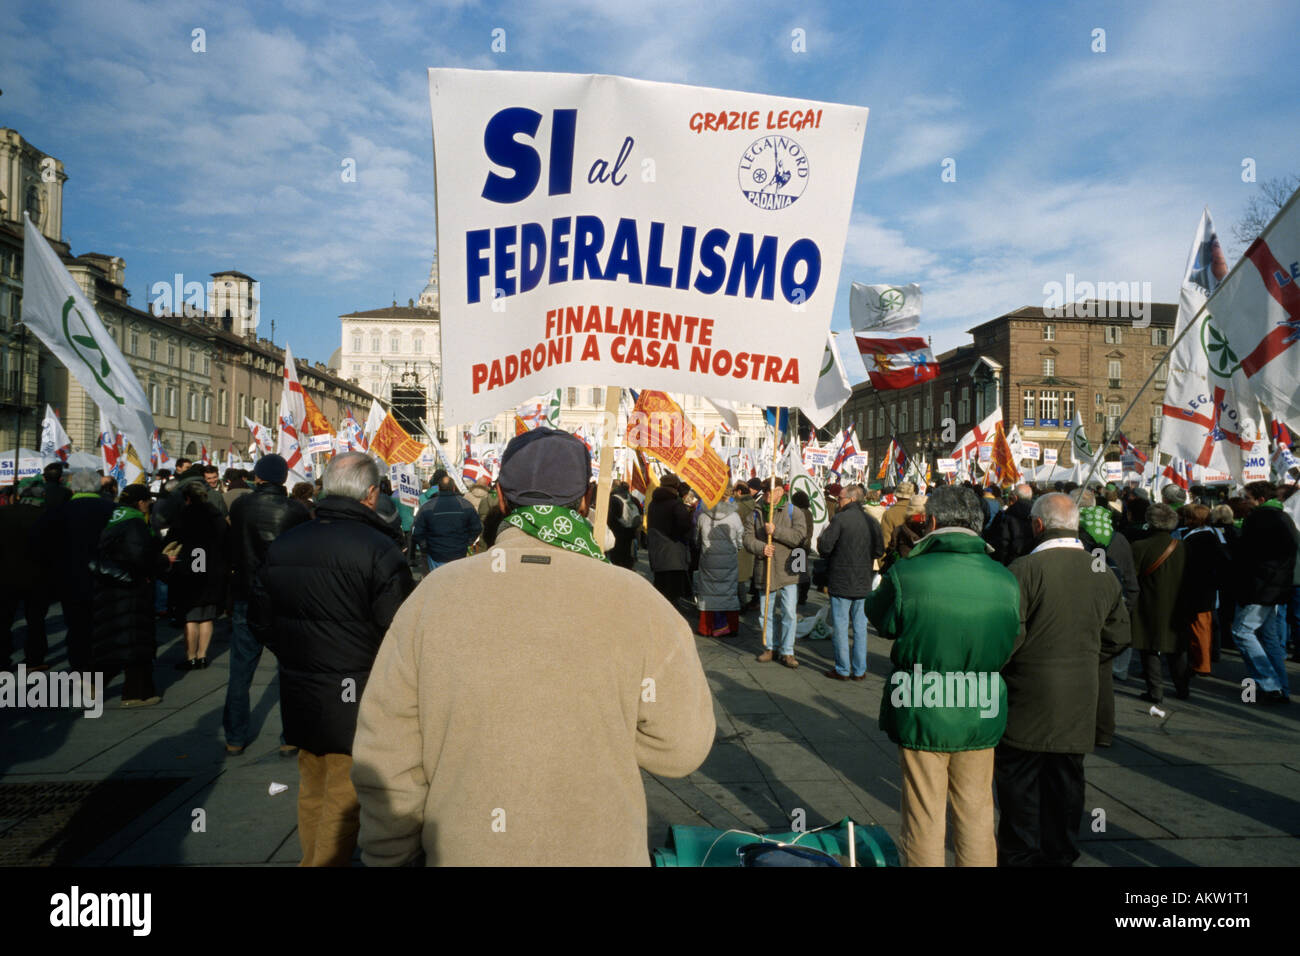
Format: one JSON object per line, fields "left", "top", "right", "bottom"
{"left": 429, "top": 69, "right": 869, "bottom": 422}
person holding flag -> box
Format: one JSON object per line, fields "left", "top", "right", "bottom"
{"left": 743, "top": 478, "right": 812, "bottom": 668}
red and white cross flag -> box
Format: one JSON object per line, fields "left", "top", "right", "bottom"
{"left": 951, "top": 407, "right": 1002, "bottom": 463}
{"left": 278, "top": 343, "right": 313, "bottom": 484}
{"left": 1159, "top": 207, "right": 1265, "bottom": 479}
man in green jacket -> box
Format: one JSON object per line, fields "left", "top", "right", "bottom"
{"left": 1001, "top": 493, "right": 1129, "bottom": 867}
{"left": 867, "top": 485, "right": 1020, "bottom": 866}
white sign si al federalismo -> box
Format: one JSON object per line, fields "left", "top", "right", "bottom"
{"left": 936, "top": 458, "right": 958, "bottom": 474}
{"left": 1241, "top": 438, "right": 1270, "bottom": 482}
{"left": 1020, "top": 440, "right": 1041, "bottom": 461}
{"left": 1103, "top": 460, "right": 1123, "bottom": 482}
{"left": 429, "top": 69, "right": 869, "bottom": 422}
{"left": 1043, "top": 448, "right": 1059, "bottom": 466}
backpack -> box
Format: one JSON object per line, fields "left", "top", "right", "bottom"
{"left": 615, "top": 495, "right": 640, "bottom": 530}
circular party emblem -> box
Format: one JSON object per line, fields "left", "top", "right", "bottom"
{"left": 738, "top": 135, "right": 810, "bottom": 211}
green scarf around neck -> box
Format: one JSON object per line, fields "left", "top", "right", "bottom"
{"left": 505, "top": 505, "right": 609, "bottom": 562}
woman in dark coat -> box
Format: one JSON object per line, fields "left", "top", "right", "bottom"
{"left": 1178, "top": 503, "right": 1228, "bottom": 675}
{"left": 646, "top": 474, "right": 693, "bottom": 606}
{"left": 164, "top": 482, "right": 229, "bottom": 670}
{"left": 1129, "top": 503, "right": 1189, "bottom": 702}
{"left": 93, "top": 486, "right": 171, "bottom": 705}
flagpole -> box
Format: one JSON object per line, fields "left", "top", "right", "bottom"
{"left": 9, "top": 322, "right": 25, "bottom": 484}
{"left": 591, "top": 387, "right": 622, "bottom": 548}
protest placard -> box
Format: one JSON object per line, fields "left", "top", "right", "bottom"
{"left": 429, "top": 69, "right": 869, "bottom": 421}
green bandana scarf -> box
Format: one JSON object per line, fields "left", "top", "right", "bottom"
{"left": 107, "top": 505, "right": 153, "bottom": 535}
{"left": 505, "top": 505, "right": 609, "bottom": 563}
{"left": 1079, "top": 506, "right": 1114, "bottom": 547}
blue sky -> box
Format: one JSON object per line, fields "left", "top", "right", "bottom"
{"left": 4, "top": 0, "right": 1296, "bottom": 383}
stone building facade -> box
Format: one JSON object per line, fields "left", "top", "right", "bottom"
{"left": 0, "top": 127, "right": 371, "bottom": 464}
{"left": 843, "top": 303, "right": 1179, "bottom": 473}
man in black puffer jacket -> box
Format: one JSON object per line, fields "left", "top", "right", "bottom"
{"left": 223, "top": 454, "right": 312, "bottom": 755}
{"left": 250, "top": 452, "right": 414, "bottom": 866}
{"left": 985, "top": 483, "right": 1035, "bottom": 565}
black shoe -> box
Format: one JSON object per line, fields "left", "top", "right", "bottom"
{"left": 174, "top": 658, "right": 196, "bottom": 671}
{"left": 1138, "top": 692, "right": 1163, "bottom": 704}
{"left": 196, "top": 657, "right": 210, "bottom": 669}
{"left": 1259, "top": 690, "right": 1288, "bottom": 705}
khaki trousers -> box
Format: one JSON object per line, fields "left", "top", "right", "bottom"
{"left": 898, "top": 746, "right": 996, "bottom": 867}
{"left": 297, "top": 751, "right": 360, "bottom": 867}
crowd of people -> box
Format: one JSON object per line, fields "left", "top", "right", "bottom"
{"left": 2, "top": 444, "right": 1297, "bottom": 867}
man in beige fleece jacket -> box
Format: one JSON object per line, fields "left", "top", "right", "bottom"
{"left": 351, "top": 428, "right": 716, "bottom": 866}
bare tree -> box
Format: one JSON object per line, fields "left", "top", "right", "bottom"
{"left": 1232, "top": 174, "right": 1300, "bottom": 249}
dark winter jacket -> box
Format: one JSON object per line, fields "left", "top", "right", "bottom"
{"left": 1179, "top": 527, "right": 1228, "bottom": 617}
{"left": 1232, "top": 502, "right": 1298, "bottom": 606}
{"left": 228, "top": 482, "right": 312, "bottom": 600}
{"left": 249, "top": 495, "right": 414, "bottom": 756}
{"left": 39, "top": 492, "right": 115, "bottom": 597}
{"left": 0, "top": 500, "right": 47, "bottom": 591}
{"left": 816, "top": 504, "right": 884, "bottom": 599}
{"left": 93, "top": 506, "right": 167, "bottom": 671}
{"left": 647, "top": 486, "right": 692, "bottom": 573}
{"left": 412, "top": 491, "right": 483, "bottom": 562}
{"left": 164, "top": 502, "right": 229, "bottom": 612}
{"left": 985, "top": 497, "right": 1035, "bottom": 565}
{"left": 867, "top": 528, "right": 1020, "bottom": 752}
{"left": 1006, "top": 533, "right": 1129, "bottom": 754}
{"left": 606, "top": 491, "right": 639, "bottom": 568}
{"left": 1129, "top": 531, "right": 1187, "bottom": 654}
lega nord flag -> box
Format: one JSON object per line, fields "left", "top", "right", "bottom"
{"left": 1162, "top": 456, "right": 1192, "bottom": 490}
{"left": 875, "top": 437, "right": 895, "bottom": 481}
{"left": 1116, "top": 431, "right": 1149, "bottom": 474}
{"left": 150, "top": 428, "right": 172, "bottom": 471}
{"left": 830, "top": 425, "right": 859, "bottom": 473}
{"left": 40, "top": 405, "right": 72, "bottom": 462}
{"left": 1067, "top": 420, "right": 1099, "bottom": 469}
{"left": 245, "top": 417, "right": 274, "bottom": 454}
{"left": 369, "top": 412, "right": 426, "bottom": 465}
{"left": 200, "top": 443, "right": 210, "bottom": 465}
{"left": 23, "top": 213, "right": 156, "bottom": 455}
{"left": 627, "top": 390, "right": 730, "bottom": 508}
{"left": 849, "top": 282, "right": 922, "bottom": 334}
{"left": 952, "top": 407, "right": 1002, "bottom": 462}
{"left": 362, "top": 399, "right": 386, "bottom": 446}
{"left": 1187, "top": 190, "right": 1300, "bottom": 431}
{"left": 802, "top": 331, "right": 853, "bottom": 430}
{"left": 1270, "top": 419, "right": 1294, "bottom": 448}
{"left": 1159, "top": 207, "right": 1261, "bottom": 478}
{"left": 281, "top": 344, "right": 308, "bottom": 436}
{"left": 786, "top": 440, "right": 828, "bottom": 543}
{"left": 855, "top": 335, "right": 939, "bottom": 390}
{"left": 277, "top": 407, "right": 313, "bottom": 484}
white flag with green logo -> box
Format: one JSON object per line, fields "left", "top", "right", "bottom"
{"left": 1066, "top": 420, "right": 1099, "bottom": 469}
{"left": 786, "top": 440, "right": 828, "bottom": 543}
{"left": 849, "top": 282, "right": 922, "bottom": 334}
{"left": 22, "top": 214, "right": 156, "bottom": 456}
{"left": 801, "top": 331, "right": 853, "bottom": 429}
